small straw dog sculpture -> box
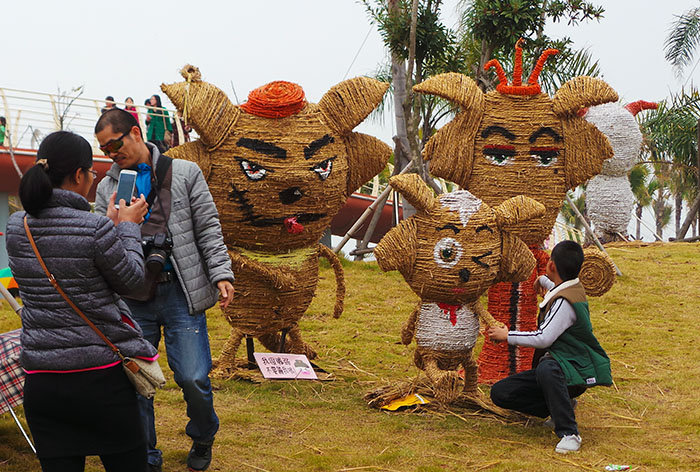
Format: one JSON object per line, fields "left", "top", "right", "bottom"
{"left": 162, "top": 66, "right": 391, "bottom": 378}
{"left": 373, "top": 174, "right": 545, "bottom": 404}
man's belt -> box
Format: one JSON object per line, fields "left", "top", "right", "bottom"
{"left": 155, "top": 270, "right": 177, "bottom": 284}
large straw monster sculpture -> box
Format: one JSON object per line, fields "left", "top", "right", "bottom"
{"left": 374, "top": 174, "right": 545, "bottom": 404}
{"left": 412, "top": 41, "right": 618, "bottom": 383}
{"left": 162, "top": 66, "right": 391, "bottom": 378}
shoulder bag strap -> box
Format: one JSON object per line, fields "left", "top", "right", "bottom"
{"left": 23, "top": 215, "right": 126, "bottom": 361}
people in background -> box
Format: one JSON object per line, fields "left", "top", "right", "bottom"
{"left": 171, "top": 110, "right": 192, "bottom": 147}
{"left": 101, "top": 96, "right": 118, "bottom": 115}
{"left": 144, "top": 94, "right": 172, "bottom": 153}
{"left": 125, "top": 97, "right": 140, "bottom": 125}
{"left": 0, "top": 116, "right": 6, "bottom": 146}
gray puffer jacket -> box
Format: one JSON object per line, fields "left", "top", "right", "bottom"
{"left": 95, "top": 143, "right": 234, "bottom": 314}
{"left": 6, "top": 189, "right": 158, "bottom": 372}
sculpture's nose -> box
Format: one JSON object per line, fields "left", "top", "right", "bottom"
{"left": 459, "top": 268, "right": 471, "bottom": 283}
{"left": 279, "top": 187, "right": 303, "bottom": 205}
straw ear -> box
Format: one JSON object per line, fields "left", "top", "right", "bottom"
{"left": 161, "top": 65, "right": 240, "bottom": 151}
{"left": 375, "top": 218, "right": 417, "bottom": 280}
{"left": 493, "top": 196, "right": 546, "bottom": 230}
{"left": 388, "top": 174, "right": 437, "bottom": 214}
{"left": 166, "top": 140, "right": 211, "bottom": 181}
{"left": 318, "top": 77, "right": 389, "bottom": 135}
{"left": 413, "top": 73, "right": 484, "bottom": 112}
{"left": 343, "top": 132, "right": 392, "bottom": 195}
{"left": 414, "top": 73, "right": 485, "bottom": 186}
{"left": 552, "top": 77, "right": 618, "bottom": 118}
{"left": 496, "top": 233, "right": 536, "bottom": 283}
{"left": 551, "top": 77, "right": 618, "bottom": 188}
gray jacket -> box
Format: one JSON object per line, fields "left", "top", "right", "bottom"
{"left": 95, "top": 143, "right": 234, "bottom": 314}
{"left": 6, "top": 189, "right": 158, "bottom": 371}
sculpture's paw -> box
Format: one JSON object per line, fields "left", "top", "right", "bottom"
{"left": 434, "top": 371, "right": 462, "bottom": 404}
{"left": 211, "top": 360, "right": 239, "bottom": 380}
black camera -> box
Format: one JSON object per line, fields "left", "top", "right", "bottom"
{"left": 142, "top": 233, "right": 173, "bottom": 273}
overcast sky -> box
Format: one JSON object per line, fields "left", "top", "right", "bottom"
{"left": 2, "top": 0, "right": 698, "bottom": 241}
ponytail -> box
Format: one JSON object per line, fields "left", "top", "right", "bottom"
{"left": 19, "top": 164, "right": 54, "bottom": 216}
{"left": 18, "top": 131, "right": 93, "bottom": 216}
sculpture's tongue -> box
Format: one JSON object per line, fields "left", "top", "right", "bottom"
{"left": 284, "top": 217, "right": 304, "bottom": 234}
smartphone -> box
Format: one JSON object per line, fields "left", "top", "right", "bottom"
{"left": 114, "top": 169, "right": 137, "bottom": 209}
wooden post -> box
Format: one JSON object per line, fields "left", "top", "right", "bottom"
{"left": 333, "top": 164, "right": 412, "bottom": 254}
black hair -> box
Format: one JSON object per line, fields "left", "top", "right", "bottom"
{"left": 19, "top": 131, "right": 93, "bottom": 216}
{"left": 125, "top": 96, "right": 134, "bottom": 102}
{"left": 151, "top": 94, "right": 163, "bottom": 108}
{"left": 0, "top": 116, "right": 6, "bottom": 126}
{"left": 95, "top": 108, "right": 141, "bottom": 137}
{"left": 105, "top": 96, "right": 115, "bottom": 101}
{"left": 550, "top": 240, "right": 584, "bottom": 281}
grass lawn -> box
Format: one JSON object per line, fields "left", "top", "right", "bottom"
{"left": 1, "top": 242, "right": 699, "bottom": 471}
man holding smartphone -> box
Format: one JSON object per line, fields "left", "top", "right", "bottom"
{"left": 94, "top": 109, "right": 234, "bottom": 472}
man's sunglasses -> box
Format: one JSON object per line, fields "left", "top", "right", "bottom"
{"left": 99, "top": 130, "right": 131, "bottom": 155}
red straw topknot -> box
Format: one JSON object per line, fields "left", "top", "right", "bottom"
{"left": 485, "top": 39, "right": 558, "bottom": 96}
{"left": 240, "top": 81, "right": 307, "bottom": 119}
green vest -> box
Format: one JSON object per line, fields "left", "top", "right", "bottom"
{"left": 541, "top": 282, "right": 612, "bottom": 387}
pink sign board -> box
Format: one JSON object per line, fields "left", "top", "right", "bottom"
{"left": 253, "top": 353, "right": 318, "bottom": 380}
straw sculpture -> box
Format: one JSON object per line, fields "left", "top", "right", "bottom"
{"left": 579, "top": 247, "right": 617, "bottom": 298}
{"left": 162, "top": 65, "right": 391, "bottom": 378}
{"left": 412, "top": 39, "right": 618, "bottom": 383}
{"left": 584, "top": 101, "right": 657, "bottom": 242}
{"left": 372, "top": 173, "right": 545, "bottom": 405}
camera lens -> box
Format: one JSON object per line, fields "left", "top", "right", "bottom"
{"left": 145, "top": 249, "right": 168, "bottom": 273}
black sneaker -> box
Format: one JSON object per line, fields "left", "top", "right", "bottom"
{"left": 187, "top": 442, "right": 213, "bottom": 471}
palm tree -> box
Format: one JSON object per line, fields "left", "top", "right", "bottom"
{"left": 664, "top": 7, "right": 700, "bottom": 238}
{"left": 638, "top": 91, "right": 700, "bottom": 239}
{"left": 653, "top": 182, "right": 673, "bottom": 239}
{"left": 665, "top": 7, "right": 700, "bottom": 78}
{"left": 559, "top": 188, "right": 587, "bottom": 231}
{"left": 629, "top": 164, "right": 653, "bottom": 240}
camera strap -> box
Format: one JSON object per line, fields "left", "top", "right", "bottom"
{"left": 145, "top": 154, "right": 173, "bottom": 210}
{"left": 141, "top": 155, "right": 173, "bottom": 239}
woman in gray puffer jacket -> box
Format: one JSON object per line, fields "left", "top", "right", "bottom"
{"left": 6, "top": 131, "right": 154, "bottom": 472}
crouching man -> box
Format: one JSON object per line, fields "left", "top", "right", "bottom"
{"left": 488, "top": 241, "right": 612, "bottom": 454}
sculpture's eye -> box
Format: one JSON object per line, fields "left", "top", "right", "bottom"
{"left": 237, "top": 159, "right": 270, "bottom": 181}
{"left": 531, "top": 147, "right": 559, "bottom": 167}
{"left": 483, "top": 145, "right": 515, "bottom": 166}
{"left": 433, "top": 237, "right": 463, "bottom": 268}
{"left": 311, "top": 158, "right": 335, "bottom": 181}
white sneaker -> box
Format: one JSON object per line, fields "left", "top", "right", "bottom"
{"left": 555, "top": 434, "right": 581, "bottom": 454}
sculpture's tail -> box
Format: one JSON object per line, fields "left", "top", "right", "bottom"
{"left": 319, "top": 244, "right": 345, "bottom": 318}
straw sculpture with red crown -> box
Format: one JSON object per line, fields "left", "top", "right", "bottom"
{"left": 411, "top": 40, "right": 618, "bottom": 384}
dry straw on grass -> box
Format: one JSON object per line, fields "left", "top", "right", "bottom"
{"left": 2, "top": 243, "right": 700, "bottom": 470}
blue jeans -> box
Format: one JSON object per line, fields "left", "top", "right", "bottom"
{"left": 126, "top": 280, "right": 219, "bottom": 467}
